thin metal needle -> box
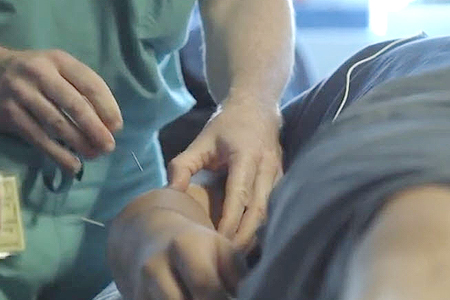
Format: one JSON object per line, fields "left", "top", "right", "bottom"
{"left": 131, "top": 151, "right": 144, "bottom": 172}
{"left": 80, "top": 217, "right": 105, "bottom": 228}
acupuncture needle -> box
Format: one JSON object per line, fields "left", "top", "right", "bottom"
{"left": 79, "top": 151, "right": 144, "bottom": 228}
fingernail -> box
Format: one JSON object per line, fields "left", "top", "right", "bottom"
{"left": 107, "top": 118, "right": 123, "bottom": 133}
{"left": 113, "top": 120, "right": 123, "bottom": 132}
{"left": 74, "top": 158, "right": 84, "bottom": 181}
{"left": 104, "top": 140, "right": 115, "bottom": 152}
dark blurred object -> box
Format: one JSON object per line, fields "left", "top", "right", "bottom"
{"left": 159, "top": 23, "right": 312, "bottom": 166}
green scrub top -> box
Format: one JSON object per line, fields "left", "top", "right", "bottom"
{"left": 0, "top": 0, "right": 197, "bottom": 219}
{"left": 0, "top": 2, "right": 197, "bottom": 298}
{"left": 0, "top": 0, "right": 196, "bottom": 131}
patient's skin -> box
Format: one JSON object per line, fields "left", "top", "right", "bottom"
{"left": 108, "top": 176, "right": 248, "bottom": 300}
{"left": 341, "top": 185, "right": 450, "bottom": 300}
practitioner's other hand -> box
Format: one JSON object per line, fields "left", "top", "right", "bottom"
{"left": 168, "top": 101, "right": 283, "bottom": 253}
{"left": 0, "top": 47, "right": 122, "bottom": 175}
{"left": 138, "top": 223, "right": 247, "bottom": 300}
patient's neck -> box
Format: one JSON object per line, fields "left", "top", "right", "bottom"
{"left": 340, "top": 185, "right": 450, "bottom": 300}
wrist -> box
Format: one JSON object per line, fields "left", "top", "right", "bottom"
{"left": 223, "top": 86, "right": 281, "bottom": 116}
{"left": 220, "top": 98, "right": 282, "bottom": 127}
{"left": 225, "top": 86, "right": 279, "bottom": 107}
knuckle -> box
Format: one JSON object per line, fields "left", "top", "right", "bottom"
{"left": 79, "top": 81, "right": 96, "bottom": 97}
{"left": 2, "top": 55, "right": 22, "bottom": 74}
{"left": 200, "top": 151, "right": 211, "bottom": 165}
{"left": 1, "top": 100, "right": 17, "bottom": 120}
{"left": 22, "top": 57, "right": 48, "bottom": 79}
{"left": 0, "top": 72, "right": 20, "bottom": 92}
{"left": 50, "top": 116, "right": 67, "bottom": 134}
{"left": 47, "top": 49, "right": 70, "bottom": 62}
{"left": 2, "top": 74, "right": 19, "bottom": 91}
{"left": 66, "top": 100, "right": 85, "bottom": 120}
{"left": 6, "top": 78, "right": 28, "bottom": 100}
{"left": 168, "top": 156, "right": 183, "bottom": 170}
{"left": 254, "top": 205, "right": 267, "bottom": 221}
{"left": 252, "top": 150, "right": 264, "bottom": 162}
{"left": 235, "top": 188, "right": 251, "bottom": 206}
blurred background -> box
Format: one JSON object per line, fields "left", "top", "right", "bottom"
{"left": 294, "top": 0, "right": 450, "bottom": 83}
{"left": 160, "top": 0, "right": 450, "bottom": 164}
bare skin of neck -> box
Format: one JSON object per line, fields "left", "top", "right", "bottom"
{"left": 341, "top": 185, "right": 450, "bottom": 300}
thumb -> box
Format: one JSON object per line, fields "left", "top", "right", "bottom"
{"left": 167, "top": 138, "right": 214, "bottom": 191}
{"left": 167, "top": 154, "right": 193, "bottom": 192}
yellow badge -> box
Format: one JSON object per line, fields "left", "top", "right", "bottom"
{"left": 0, "top": 174, "right": 25, "bottom": 257}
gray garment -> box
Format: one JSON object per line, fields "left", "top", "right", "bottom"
{"left": 281, "top": 32, "right": 450, "bottom": 168}
{"left": 239, "top": 67, "right": 450, "bottom": 299}
{"left": 94, "top": 35, "right": 450, "bottom": 300}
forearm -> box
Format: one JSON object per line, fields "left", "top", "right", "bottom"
{"left": 199, "top": 0, "right": 295, "bottom": 107}
{"left": 108, "top": 188, "right": 214, "bottom": 298}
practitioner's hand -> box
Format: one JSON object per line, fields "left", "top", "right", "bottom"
{"left": 168, "top": 101, "right": 283, "bottom": 252}
{"left": 136, "top": 220, "right": 247, "bottom": 300}
{"left": 0, "top": 47, "right": 122, "bottom": 175}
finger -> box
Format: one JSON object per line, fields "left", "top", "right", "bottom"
{"left": 11, "top": 78, "right": 100, "bottom": 158}
{"left": 216, "top": 236, "right": 249, "bottom": 297}
{"left": 169, "top": 235, "right": 229, "bottom": 300}
{"left": 168, "top": 138, "right": 215, "bottom": 192}
{"left": 4, "top": 100, "right": 82, "bottom": 173}
{"left": 50, "top": 50, "right": 123, "bottom": 132}
{"left": 233, "top": 156, "right": 280, "bottom": 252}
{"left": 143, "top": 255, "right": 186, "bottom": 300}
{"left": 167, "top": 156, "right": 195, "bottom": 192}
{"left": 218, "top": 154, "right": 258, "bottom": 239}
{"left": 37, "top": 69, "right": 116, "bottom": 153}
